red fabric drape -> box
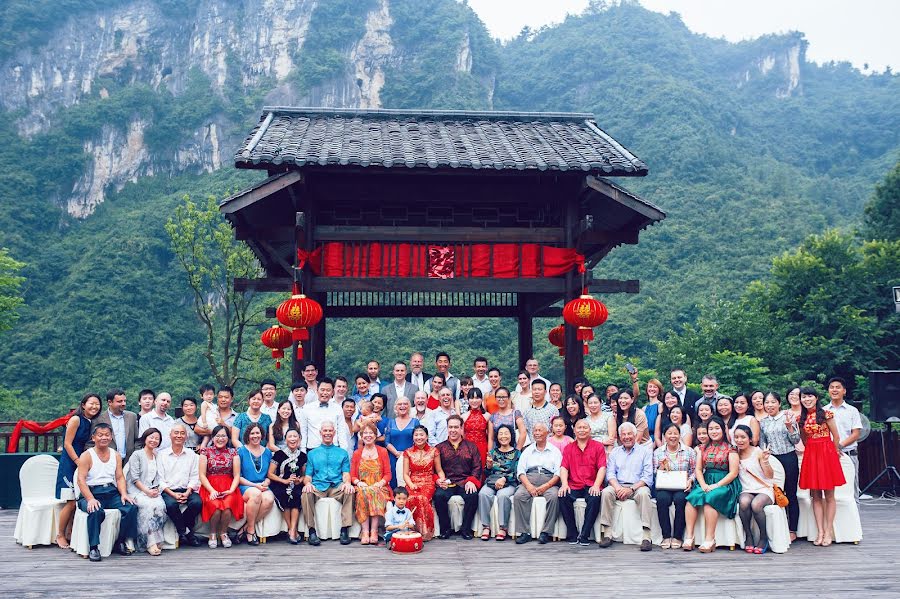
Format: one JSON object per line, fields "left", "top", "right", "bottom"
{"left": 6, "top": 410, "right": 75, "bottom": 453}
{"left": 296, "top": 248, "right": 323, "bottom": 274}
{"left": 317, "top": 242, "right": 584, "bottom": 278}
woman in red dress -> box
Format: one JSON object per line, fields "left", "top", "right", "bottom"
{"left": 797, "top": 386, "right": 845, "bottom": 546}
{"left": 403, "top": 425, "right": 441, "bottom": 541}
{"left": 462, "top": 388, "right": 489, "bottom": 467}
{"left": 199, "top": 425, "right": 244, "bottom": 548}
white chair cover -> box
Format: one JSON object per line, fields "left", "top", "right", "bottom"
{"left": 606, "top": 498, "right": 664, "bottom": 545}
{"left": 69, "top": 465, "right": 129, "bottom": 557}
{"left": 14, "top": 455, "right": 66, "bottom": 547}
{"left": 796, "top": 454, "right": 862, "bottom": 543}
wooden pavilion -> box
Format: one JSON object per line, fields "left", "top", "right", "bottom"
{"left": 220, "top": 107, "right": 665, "bottom": 388}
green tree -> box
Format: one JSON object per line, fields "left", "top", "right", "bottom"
{"left": 165, "top": 195, "right": 264, "bottom": 387}
{"left": 0, "top": 247, "right": 24, "bottom": 332}
{"left": 863, "top": 159, "right": 900, "bottom": 241}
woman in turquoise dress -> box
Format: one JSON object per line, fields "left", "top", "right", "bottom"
{"left": 683, "top": 416, "right": 741, "bottom": 553}
{"left": 55, "top": 393, "right": 102, "bottom": 548}
{"left": 237, "top": 423, "right": 274, "bottom": 545}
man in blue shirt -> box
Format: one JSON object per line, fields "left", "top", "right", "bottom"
{"left": 598, "top": 421, "right": 654, "bottom": 551}
{"left": 301, "top": 421, "right": 354, "bottom": 546}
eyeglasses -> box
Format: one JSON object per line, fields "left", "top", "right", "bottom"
{"left": 495, "top": 395, "right": 509, "bottom": 399}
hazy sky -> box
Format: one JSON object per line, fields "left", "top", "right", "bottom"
{"left": 467, "top": 0, "right": 899, "bottom": 72}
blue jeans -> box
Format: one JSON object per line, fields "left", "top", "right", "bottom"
{"left": 77, "top": 484, "right": 138, "bottom": 548}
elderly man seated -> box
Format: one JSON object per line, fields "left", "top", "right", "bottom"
{"left": 301, "top": 421, "right": 355, "bottom": 546}
{"left": 559, "top": 419, "right": 607, "bottom": 546}
{"left": 157, "top": 423, "right": 202, "bottom": 547}
{"left": 513, "top": 422, "right": 561, "bottom": 544}
{"left": 434, "top": 415, "right": 483, "bottom": 539}
{"left": 598, "top": 422, "right": 654, "bottom": 551}
{"left": 77, "top": 423, "right": 138, "bottom": 561}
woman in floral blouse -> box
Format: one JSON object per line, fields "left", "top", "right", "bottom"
{"left": 478, "top": 424, "right": 520, "bottom": 541}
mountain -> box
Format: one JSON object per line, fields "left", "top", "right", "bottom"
{"left": 0, "top": 0, "right": 897, "bottom": 418}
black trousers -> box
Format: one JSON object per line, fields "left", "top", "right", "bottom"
{"left": 773, "top": 451, "right": 800, "bottom": 531}
{"left": 434, "top": 485, "right": 478, "bottom": 534}
{"left": 559, "top": 488, "right": 601, "bottom": 540}
{"left": 162, "top": 489, "right": 203, "bottom": 535}
{"left": 655, "top": 489, "right": 688, "bottom": 539}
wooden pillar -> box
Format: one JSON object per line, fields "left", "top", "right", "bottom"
{"left": 564, "top": 192, "right": 584, "bottom": 391}
{"left": 517, "top": 303, "right": 533, "bottom": 371}
{"left": 310, "top": 293, "right": 327, "bottom": 375}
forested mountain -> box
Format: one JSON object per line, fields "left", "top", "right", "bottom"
{"left": 0, "top": 0, "right": 897, "bottom": 418}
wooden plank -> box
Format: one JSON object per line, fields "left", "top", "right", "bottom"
{"left": 313, "top": 226, "right": 566, "bottom": 243}
{"left": 235, "top": 277, "right": 638, "bottom": 294}
{"left": 218, "top": 171, "right": 303, "bottom": 214}
{"left": 0, "top": 506, "right": 893, "bottom": 597}
{"left": 585, "top": 175, "right": 665, "bottom": 221}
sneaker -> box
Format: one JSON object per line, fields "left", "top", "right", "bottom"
{"left": 208, "top": 536, "right": 218, "bottom": 549}
{"left": 577, "top": 537, "right": 592, "bottom": 547}
{"left": 859, "top": 493, "right": 873, "bottom": 500}
{"left": 567, "top": 536, "right": 579, "bottom": 545}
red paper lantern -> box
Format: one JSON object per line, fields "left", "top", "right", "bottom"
{"left": 276, "top": 282, "right": 323, "bottom": 359}
{"left": 260, "top": 325, "right": 293, "bottom": 369}
{"left": 562, "top": 289, "right": 608, "bottom": 354}
{"left": 548, "top": 324, "right": 566, "bottom": 356}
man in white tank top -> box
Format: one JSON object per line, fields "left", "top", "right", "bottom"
{"left": 76, "top": 423, "right": 138, "bottom": 561}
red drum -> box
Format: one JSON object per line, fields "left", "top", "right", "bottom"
{"left": 390, "top": 531, "right": 423, "bottom": 553}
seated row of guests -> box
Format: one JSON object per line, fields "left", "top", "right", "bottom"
{"left": 63, "top": 371, "right": 850, "bottom": 558}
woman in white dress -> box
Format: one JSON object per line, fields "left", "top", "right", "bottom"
{"left": 127, "top": 428, "right": 169, "bottom": 555}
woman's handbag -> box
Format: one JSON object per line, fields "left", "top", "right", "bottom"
{"left": 745, "top": 464, "right": 789, "bottom": 507}
{"left": 655, "top": 469, "right": 688, "bottom": 491}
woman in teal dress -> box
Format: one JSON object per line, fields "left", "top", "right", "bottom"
{"left": 683, "top": 416, "right": 741, "bottom": 553}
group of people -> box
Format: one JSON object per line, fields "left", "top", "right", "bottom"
{"left": 51, "top": 352, "right": 861, "bottom": 561}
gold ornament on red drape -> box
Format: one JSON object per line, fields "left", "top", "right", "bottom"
{"left": 548, "top": 324, "right": 566, "bottom": 356}
{"left": 275, "top": 282, "right": 323, "bottom": 359}
{"left": 562, "top": 289, "right": 608, "bottom": 354}
{"left": 260, "top": 324, "right": 293, "bottom": 369}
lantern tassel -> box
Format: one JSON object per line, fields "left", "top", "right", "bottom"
{"left": 275, "top": 361, "right": 282, "bottom": 370}
{"left": 296, "top": 346, "right": 304, "bottom": 360}
{"left": 583, "top": 343, "right": 589, "bottom": 355}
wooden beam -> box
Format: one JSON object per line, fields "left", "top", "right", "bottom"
{"left": 235, "top": 277, "right": 639, "bottom": 294}
{"left": 575, "top": 230, "right": 639, "bottom": 250}
{"left": 313, "top": 226, "right": 565, "bottom": 243}
{"left": 326, "top": 306, "right": 521, "bottom": 318}
{"left": 219, "top": 171, "right": 303, "bottom": 214}
{"left": 584, "top": 175, "right": 665, "bottom": 221}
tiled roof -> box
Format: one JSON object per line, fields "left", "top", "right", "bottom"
{"left": 234, "top": 107, "right": 648, "bottom": 176}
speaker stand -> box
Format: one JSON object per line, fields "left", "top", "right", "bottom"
{"left": 861, "top": 427, "right": 900, "bottom": 496}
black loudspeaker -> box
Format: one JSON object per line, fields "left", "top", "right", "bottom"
{"left": 869, "top": 370, "right": 900, "bottom": 422}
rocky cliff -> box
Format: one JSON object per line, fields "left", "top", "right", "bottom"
{"left": 1, "top": 0, "right": 488, "bottom": 217}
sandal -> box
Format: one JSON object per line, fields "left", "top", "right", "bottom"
{"left": 147, "top": 544, "right": 162, "bottom": 556}
{"left": 754, "top": 542, "right": 769, "bottom": 554}
{"left": 247, "top": 532, "right": 260, "bottom": 546}
{"left": 660, "top": 538, "right": 672, "bottom": 549}
{"left": 670, "top": 539, "right": 682, "bottom": 550}
{"left": 220, "top": 533, "right": 232, "bottom": 548}
{"left": 360, "top": 534, "right": 370, "bottom": 546}
{"left": 822, "top": 535, "right": 833, "bottom": 547}
{"left": 698, "top": 541, "right": 716, "bottom": 553}
{"left": 813, "top": 533, "right": 824, "bottom": 546}
{"left": 55, "top": 534, "right": 70, "bottom": 550}
{"left": 370, "top": 532, "right": 380, "bottom": 545}
{"left": 208, "top": 536, "right": 218, "bottom": 548}
{"left": 744, "top": 545, "right": 756, "bottom": 553}
{"left": 481, "top": 527, "right": 491, "bottom": 541}
{"left": 682, "top": 537, "right": 694, "bottom": 551}
{"left": 495, "top": 528, "right": 507, "bottom": 542}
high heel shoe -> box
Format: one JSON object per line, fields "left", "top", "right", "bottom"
{"left": 813, "top": 534, "right": 823, "bottom": 546}
{"left": 753, "top": 542, "right": 769, "bottom": 554}
{"left": 822, "top": 535, "right": 833, "bottom": 547}
{"left": 744, "top": 545, "right": 756, "bottom": 553}
{"left": 682, "top": 537, "right": 695, "bottom": 551}
{"left": 698, "top": 541, "right": 716, "bottom": 553}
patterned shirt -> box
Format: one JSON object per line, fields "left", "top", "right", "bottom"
{"left": 759, "top": 412, "right": 802, "bottom": 455}
{"left": 485, "top": 447, "right": 520, "bottom": 487}
{"left": 652, "top": 444, "right": 697, "bottom": 483}
{"left": 522, "top": 402, "right": 559, "bottom": 442}
{"left": 436, "top": 438, "right": 483, "bottom": 487}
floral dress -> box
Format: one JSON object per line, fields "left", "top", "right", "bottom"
{"left": 403, "top": 445, "right": 437, "bottom": 541}
{"left": 799, "top": 411, "right": 846, "bottom": 490}
{"left": 685, "top": 442, "right": 741, "bottom": 516}
{"left": 199, "top": 447, "right": 244, "bottom": 521}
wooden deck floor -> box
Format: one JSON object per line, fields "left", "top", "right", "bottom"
{"left": 2, "top": 504, "right": 899, "bottom": 598}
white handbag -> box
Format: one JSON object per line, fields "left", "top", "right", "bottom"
{"left": 655, "top": 470, "right": 688, "bottom": 491}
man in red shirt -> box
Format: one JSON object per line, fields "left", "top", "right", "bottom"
{"left": 558, "top": 419, "right": 607, "bottom": 546}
